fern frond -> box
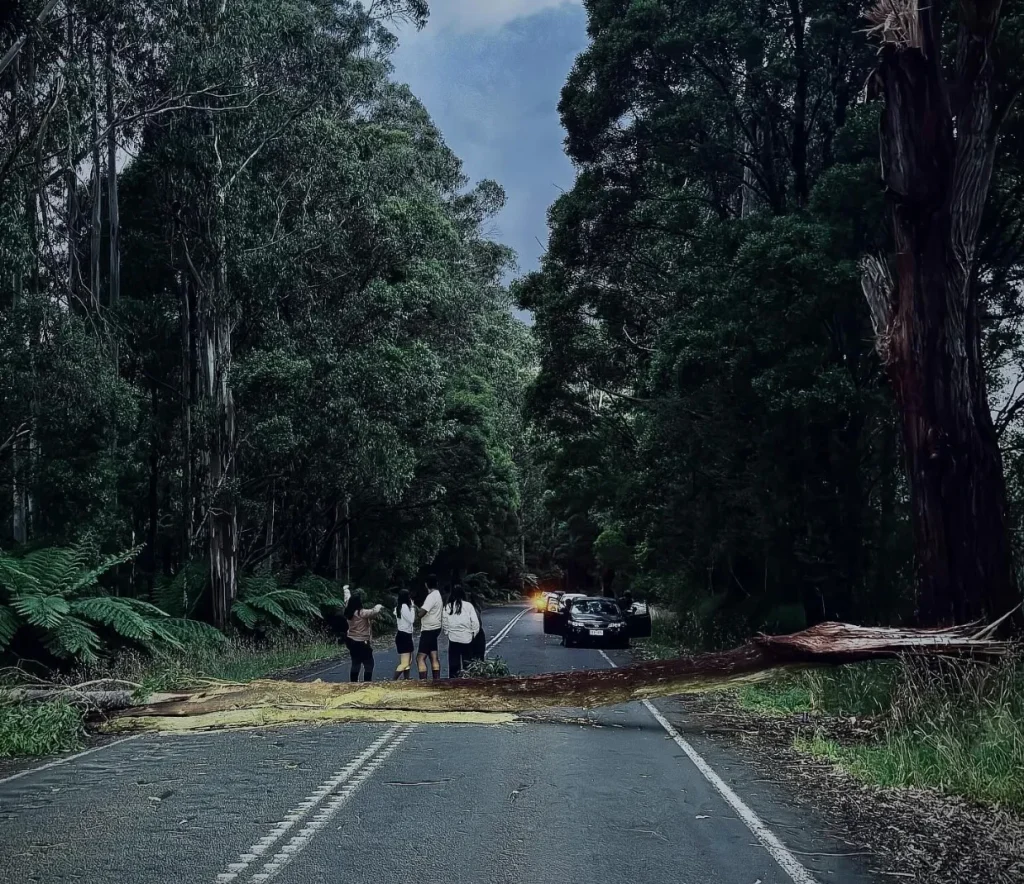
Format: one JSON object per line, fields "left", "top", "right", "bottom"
{"left": 293, "top": 575, "right": 345, "bottom": 609}
{"left": 120, "top": 597, "right": 171, "bottom": 619}
{"left": 44, "top": 615, "right": 102, "bottom": 662}
{"left": 71, "top": 597, "right": 154, "bottom": 642}
{"left": 65, "top": 546, "right": 142, "bottom": 597}
{"left": 159, "top": 618, "right": 227, "bottom": 648}
{"left": 13, "top": 546, "right": 81, "bottom": 594}
{"left": 0, "top": 603, "right": 18, "bottom": 650}
{"left": 0, "top": 554, "right": 41, "bottom": 596}
{"left": 12, "top": 592, "right": 70, "bottom": 629}
{"left": 232, "top": 592, "right": 311, "bottom": 633}
{"left": 153, "top": 562, "right": 208, "bottom": 617}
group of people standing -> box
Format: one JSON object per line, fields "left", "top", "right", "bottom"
{"left": 339, "top": 576, "right": 487, "bottom": 683}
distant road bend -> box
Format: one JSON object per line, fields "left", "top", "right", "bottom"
{"left": 0, "top": 605, "right": 877, "bottom": 884}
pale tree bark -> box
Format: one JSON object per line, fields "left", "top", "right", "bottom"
{"left": 88, "top": 31, "right": 102, "bottom": 310}
{"left": 861, "top": 0, "right": 1020, "bottom": 625}
{"left": 105, "top": 26, "right": 119, "bottom": 324}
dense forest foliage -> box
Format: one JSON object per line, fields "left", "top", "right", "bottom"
{"left": 520, "top": 0, "right": 1024, "bottom": 645}
{"left": 4, "top": 0, "right": 1024, "bottom": 665}
{"left": 1, "top": 0, "right": 539, "bottom": 662}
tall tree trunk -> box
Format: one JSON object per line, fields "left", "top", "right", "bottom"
{"left": 146, "top": 387, "right": 161, "bottom": 593}
{"left": 788, "top": 0, "right": 808, "bottom": 206}
{"left": 66, "top": 8, "right": 78, "bottom": 302}
{"left": 203, "top": 306, "right": 237, "bottom": 629}
{"left": 203, "top": 116, "right": 238, "bottom": 628}
{"left": 105, "top": 27, "right": 120, "bottom": 329}
{"left": 179, "top": 271, "right": 196, "bottom": 566}
{"left": 861, "top": 0, "right": 1019, "bottom": 625}
{"left": 88, "top": 32, "right": 102, "bottom": 310}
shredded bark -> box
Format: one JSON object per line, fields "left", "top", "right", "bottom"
{"left": 104, "top": 620, "right": 1012, "bottom": 733}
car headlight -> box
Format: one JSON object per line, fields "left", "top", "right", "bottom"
{"left": 609, "top": 621, "right": 625, "bottom": 629}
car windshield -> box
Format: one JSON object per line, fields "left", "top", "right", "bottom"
{"left": 570, "top": 600, "right": 620, "bottom": 617}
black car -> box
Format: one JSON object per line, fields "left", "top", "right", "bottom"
{"left": 543, "top": 595, "right": 652, "bottom": 648}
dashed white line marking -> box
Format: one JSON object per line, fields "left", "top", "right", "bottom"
{"left": 0, "top": 735, "right": 141, "bottom": 786}
{"left": 597, "top": 649, "right": 820, "bottom": 884}
{"left": 214, "top": 726, "right": 405, "bottom": 883}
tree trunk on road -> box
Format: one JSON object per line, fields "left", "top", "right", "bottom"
{"left": 860, "top": 0, "right": 1019, "bottom": 625}
{"left": 105, "top": 620, "right": 1011, "bottom": 732}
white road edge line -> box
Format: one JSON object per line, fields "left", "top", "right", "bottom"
{"left": 0, "top": 734, "right": 141, "bottom": 786}
{"left": 597, "top": 650, "right": 820, "bottom": 884}
{"left": 247, "top": 727, "right": 414, "bottom": 884}
{"left": 214, "top": 725, "right": 405, "bottom": 884}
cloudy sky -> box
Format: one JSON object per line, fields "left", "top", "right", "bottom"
{"left": 390, "top": 1, "right": 588, "bottom": 282}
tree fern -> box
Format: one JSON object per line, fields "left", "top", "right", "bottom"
{"left": 232, "top": 577, "right": 323, "bottom": 633}
{"left": 0, "top": 543, "right": 166, "bottom": 661}
{"left": 43, "top": 616, "right": 103, "bottom": 663}
{"left": 158, "top": 617, "right": 226, "bottom": 648}
{"left": 71, "top": 597, "right": 159, "bottom": 643}
{"left": 0, "top": 605, "right": 18, "bottom": 652}
{"left": 153, "top": 562, "right": 208, "bottom": 618}
{"left": 12, "top": 593, "right": 71, "bottom": 629}
{"left": 293, "top": 575, "right": 345, "bottom": 610}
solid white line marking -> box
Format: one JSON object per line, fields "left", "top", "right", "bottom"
{"left": 597, "top": 650, "right": 819, "bottom": 884}
{"left": 213, "top": 726, "right": 404, "bottom": 883}
{"left": 0, "top": 735, "right": 141, "bottom": 787}
{"left": 486, "top": 607, "right": 529, "bottom": 651}
{"left": 246, "top": 727, "right": 414, "bottom": 883}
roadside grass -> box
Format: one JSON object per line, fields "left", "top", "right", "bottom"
{"left": 77, "top": 630, "right": 349, "bottom": 695}
{"left": 0, "top": 699, "right": 85, "bottom": 758}
{"left": 0, "top": 631, "right": 348, "bottom": 759}
{"left": 741, "top": 658, "right": 1024, "bottom": 810}
{"left": 631, "top": 607, "right": 684, "bottom": 661}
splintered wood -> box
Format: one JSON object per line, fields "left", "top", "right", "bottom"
{"left": 101, "top": 619, "right": 1012, "bottom": 733}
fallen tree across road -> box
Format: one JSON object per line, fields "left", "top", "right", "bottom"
{"left": 101, "top": 619, "right": 1016, "bottom": 733}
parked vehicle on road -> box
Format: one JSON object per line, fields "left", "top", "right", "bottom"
{"left": 543, "top": 595, "right": 652, "bottom": 647}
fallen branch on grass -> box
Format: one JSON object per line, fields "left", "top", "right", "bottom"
{"left": 100, "top": 619, "right": 1015, "bottom": 733}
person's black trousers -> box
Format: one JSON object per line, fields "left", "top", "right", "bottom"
{"left": 469, "top": 628, "right": 486, "bottom": 661}
{"left": 345, "top": 638, "right": 374, "bottom": 681}
{"left": 448, "top": 640, "right": 473, "bottom": 678}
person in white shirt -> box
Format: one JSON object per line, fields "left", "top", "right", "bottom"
{"left": 392, "top": 588, "right": 416, "bottom": 680}
{"left": 416, "top": 575, "right": 444, "bottom": 680}
{"left": 442, "top": 584, "right": 480, "bottom": 678}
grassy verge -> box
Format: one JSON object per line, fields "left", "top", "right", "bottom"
{"left": 87, "top": 630, "right": 351, "bottom": 694}
{"left": 630, "top": 606, "right": 684, "bottom": 661}
{"left": 629, "top": 609, "right": 1024, "bottom": 809}
{"left": 739, "top": 659, "right": 1024, "bottom": 810}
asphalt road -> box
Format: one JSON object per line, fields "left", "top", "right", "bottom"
{"left": 1, "top": 606, "right": 877, "bottom": 884}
